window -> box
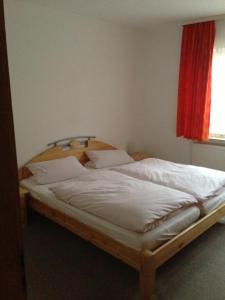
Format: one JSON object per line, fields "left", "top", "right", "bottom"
{"left": 209, "top": 20, "right": 225, "bottom": 140}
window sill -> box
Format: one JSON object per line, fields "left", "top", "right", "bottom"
{"left": 194, "top": 138, "right": 225, "bottom": 147}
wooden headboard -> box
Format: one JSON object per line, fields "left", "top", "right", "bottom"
{"left": 19, "top": 139, "right": 116, "bottom": 180}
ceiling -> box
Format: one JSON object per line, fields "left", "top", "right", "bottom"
{"left": 24, "top": 0, "right": 225, "bottom": 30}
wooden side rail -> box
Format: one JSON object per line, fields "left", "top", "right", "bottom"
{"left": 139, "top": 203, "right": 225, "bottom": 299}
{"left": 28, "top": 195, "right": 140, "bottom": 270}
{"left": 153, "top": 203, "right": 225, "bottom": 268}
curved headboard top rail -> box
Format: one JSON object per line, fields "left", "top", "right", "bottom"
{"left": 19, "top": 139, "right": 116, "bottom": 180}
{"left": 47, "top": 135, "right": 96, "bottom": 147}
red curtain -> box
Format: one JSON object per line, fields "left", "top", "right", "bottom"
{"left": 176, "top": 21, "right": 215, "bottom": 141}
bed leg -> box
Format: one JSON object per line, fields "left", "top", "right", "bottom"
{"left": 140, "top": 250, "right": 156, "bottom": 300}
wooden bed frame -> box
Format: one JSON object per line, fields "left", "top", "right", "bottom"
{"left": 19, "top": 139, "right": 225, "bottom": 300}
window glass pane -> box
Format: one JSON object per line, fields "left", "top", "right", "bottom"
{"left": 210, "top": 20, "right": 225, "bottom": 137}
{"left": 210, "top": 53, "right": 225, "bottom": 135}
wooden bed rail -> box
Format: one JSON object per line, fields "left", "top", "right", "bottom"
{"left": 28, "top": 195, "right": 140, "bottom": 270}
{"left": 139, "top": 203, "right": 225, "bottom": 299}
{"left": 153, "top": 203, "right": 225, "bottom": 268}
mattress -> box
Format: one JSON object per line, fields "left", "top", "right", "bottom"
{"left": 21, "top": 177, "right": 200, "bottom": 251}
{"left": 202, "top": 187, "right": 225, "bottom": 224}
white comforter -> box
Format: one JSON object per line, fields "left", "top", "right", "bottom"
{"left": 50, "top": 170, "right": 197, "bottom": 233}
{"left": 112, "top": 158, "right": 225, "bottom": 201}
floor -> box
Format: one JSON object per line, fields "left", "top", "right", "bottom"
{"left": 24, "top": 213, "right": 225, "bottom": 300}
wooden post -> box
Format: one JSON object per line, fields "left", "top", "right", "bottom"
{"left": 140, "top": 250, "right": 156, "bottom": 300}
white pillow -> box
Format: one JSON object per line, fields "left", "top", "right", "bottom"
{"left": 85, "top": 150, "right": 134, "bottom": 169}
{"left": 27, "top": 156, "right": 87, "bottom": 184}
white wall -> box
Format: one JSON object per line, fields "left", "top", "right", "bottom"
{"left": 136, "top": 23, "right": 192, "bottom": 163}
{"left": 4, "top": 0, "right": 142, "bottom": 166}
{"left": 192, "top": 143, "right": 225, "bottom": 171}
{"left": 5, "top": 1, "right": 225, "bottom": 170}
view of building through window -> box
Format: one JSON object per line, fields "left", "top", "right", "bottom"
{"left": 209, "top": 20, "right": 225, "bottom": 139}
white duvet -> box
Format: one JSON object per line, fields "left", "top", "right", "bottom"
{"left": 50, "top": 170, "right": 197, "bottom": 233}
{"left": 112, "top": 158, "right": 225, "bottom": 201}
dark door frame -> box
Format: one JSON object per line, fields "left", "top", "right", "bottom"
{"left": 0, "top": 1, "right": 27, "bottom": 299}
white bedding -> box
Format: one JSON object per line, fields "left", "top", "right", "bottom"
{"left": 112, "top": 158, "right": 225, "bottom": 201}
{"left": 49, "top": 170, "right": 197, "bottom": 233}
{"left": 202, "top": 187, "right": 225, "bottom": 214}
{"left": 20, "top": 177, "right": 200, "bottom": 250}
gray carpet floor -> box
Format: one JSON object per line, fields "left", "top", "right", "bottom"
{"left": 24, "top": 213, "right": 225, "bottom": 300}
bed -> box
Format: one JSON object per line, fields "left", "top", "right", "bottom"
{"left": 19, "top": 138, "right": 225, "bottom": 300}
